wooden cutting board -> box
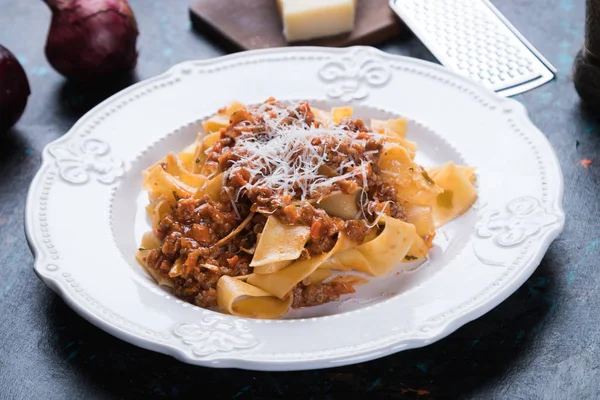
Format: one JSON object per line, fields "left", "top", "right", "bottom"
{"left": 189, "top": 0, "right": 403, "bottom": 51}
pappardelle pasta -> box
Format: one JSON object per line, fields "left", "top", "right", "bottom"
{"left": 136, "top": 98, "right": 477, "bottom": 319}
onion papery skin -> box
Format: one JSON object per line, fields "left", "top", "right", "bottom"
{"left": 0, "top": 45, "right": 31, "bottom": 133}
{"left": 44, "top": 0, "right": 139, "bottom": 81}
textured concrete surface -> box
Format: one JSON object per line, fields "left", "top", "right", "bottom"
{"left": 0, "top": 0, "right": 598, "bottom": 398}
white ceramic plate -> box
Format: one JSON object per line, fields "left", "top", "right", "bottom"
{"left": 26, "top": 47, "right": 564, "bottom": 371}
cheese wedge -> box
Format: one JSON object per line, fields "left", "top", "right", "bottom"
{"left": 277, "top": 0, "right": 357, "bottom": 42}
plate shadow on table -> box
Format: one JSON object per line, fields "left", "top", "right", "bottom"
{"left": 40, "top": 248, "right": 559, "bottom": 399}
{"left": 0, "top": 128, "right": 30, "bottom": 163}
{"left": 576, "top": 101, "right": 600, "bottom": 132}
{"left": 0, "top": 128, "right": 35, "bottom": 184}
{"left": 53, "top": 71, "right": 139, "bottom": 121}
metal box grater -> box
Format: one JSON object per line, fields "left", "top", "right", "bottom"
{"left": 389, "top": 0, "right": 557, "bottom": 96}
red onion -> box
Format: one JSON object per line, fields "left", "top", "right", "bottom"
{"left": 43, "top": 0, "right": 139, "bottom": 81}
{"left": 0, "top": 45, "right": 31, "bottom": 132}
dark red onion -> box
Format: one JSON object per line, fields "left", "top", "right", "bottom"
{"left": 0, "top": 45, "right": 31, "bottom": 132}
{"left": 43, "top": 0, "right": 139, "bottom": 81}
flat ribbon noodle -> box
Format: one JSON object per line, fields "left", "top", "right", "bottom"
{"left": 383, "top": 129, "right": 417, "bottom": 158}
{"left": 253, "top": 260, "right": 293, "bottom": 275}
{"left": 250, "top": 216, "right": 310, "bottom": 267}
{"left": 327, "top": 217, "right": 422, "bottom": 276}
{"left": 319, "top": 227, "right": 378, "bottom": 271}
{"left": 426, "top": 162, "right": 478, "bottom": 228}
{"left": 143, "top": 164, "right": 196, "bottom": 201}
{"left": 405, "top": 231, "right": 430, "bottom": 261}
{"left": 315, "top": 190, "right": 359, "bottom": 220}
{"left": 371, "top": 118, "right": 408, "bottom": 137}
{"left": 177, "top": 151, "right": 198, "bottom": 172}
{"left": 179, "top": 140, "right": 201, "bottom": 157}
{"left": 195, "top": 172, "right": 224, "bottom": 201}
{"left": 135, "top": 232, "right": 174, "bottom": 288}
{"left": 164, "top": 153, "right": 206, "bottom": 188}
{"left": 331, "top": 106, "right": 353, "bottom": 124}
{"left": 247, "top": 232, "right": 355, "bottom": 299}
{"left": 202, "top": 115, "right": 229, "bottom": 134}
{"left": 303, "top": 268, "right": 332, "bottom": 285}
{"left": 136, "top": 257, "right": 175, "bottom": 288}
{"left": 404, "top": 204, "right": 435, "bottom": 237}
{"left": 329, "top": 274, "right": 369, "bottom": 286}
{"left": 146, "top": 197, "right": 175, "bottom": 227}
{"left": 202, "top": 101, "right": 245, "bottom": 134}
{"left": 311, "top": 107, "right": 332, "bottom": 126}
{"left": 428, "top": 164, "right": 476, "bottom": 185}
{"left": 379, "top": 144, "right": 442, "bottom": 206}
{"left": 217, "top": 276, "right": 292, "bottom": 319}
{"left": 140, "top": 231, "right": 161, "bottom": 249}
{"left": 371, "top": 118, "right": 417, "bottom": 158}
{"left": 318, "top": 258, "right": 354, "bottom": 271}
{"left": 193, "top": 132, "right": 221, "bottom": 173}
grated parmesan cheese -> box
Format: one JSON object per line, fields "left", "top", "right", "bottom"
{"left": 225, "top": 101, "right": 385, "bottom": 201}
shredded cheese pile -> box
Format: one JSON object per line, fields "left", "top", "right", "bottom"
{"left": 227, "top": 102, "right": 383, "bottom": 200}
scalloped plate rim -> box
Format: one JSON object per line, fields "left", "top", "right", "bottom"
{"left": 25, "top": 46, "right": 565, "bottom": 370}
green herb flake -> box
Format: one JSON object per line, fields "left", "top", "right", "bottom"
{"left": 408, "top": 167, "right": 414, "bottom": 172}
{"left": 138, "top": 247, "right": 146, "bottom": 251}
{"left": 195, "top": 158, "right": 201, "bottom": 163}
{"left": 172, "top": 191, "right": 181, "bottom": 201}
{"left": 404, "top": 255, "right": 418, "bottom": 261}
{"left": 421, "top": 170, "right": 435, "bottom": 185}
{"left": 437, "top": 190, "right": 454, "bottom": 209}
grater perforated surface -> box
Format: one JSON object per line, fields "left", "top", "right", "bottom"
{"left": 389, "top": 0, "right": 556, "bottom": 96}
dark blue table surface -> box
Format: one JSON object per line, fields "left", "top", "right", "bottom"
{"left": 1, "top": 1, "right": 599, "bottom": 398}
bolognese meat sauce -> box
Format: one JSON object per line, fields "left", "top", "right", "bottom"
{"left": 144, "top": 99, "right": 407, "bottom": 309}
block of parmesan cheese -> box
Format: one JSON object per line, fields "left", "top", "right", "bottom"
{"left": 277, "top": 0, "right": 357, "bottom": 42}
